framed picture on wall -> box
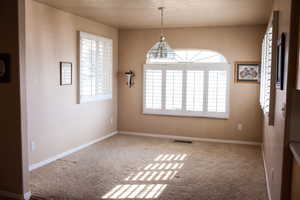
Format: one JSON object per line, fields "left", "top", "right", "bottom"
{"left": 0, "top": 53, "right": 11, "bottom": 83}
{"left": 235, "top": 62, "right": 260, "bottom": 83}
{"left": 60, "top": 62, "right": 72, "bottom": 85}
{"left": 298, "top": 14, "right": 300, "bottom": 90}
{"left": 276, "top": 33, "right": 286, "bottom": 90}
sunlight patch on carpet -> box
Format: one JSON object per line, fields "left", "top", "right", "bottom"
{"left": 102, "top": 154, "right": 187, "bottom": 199}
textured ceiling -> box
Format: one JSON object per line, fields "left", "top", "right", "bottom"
{"left": 35, "top": 0, "right": 273, "bottom": 29}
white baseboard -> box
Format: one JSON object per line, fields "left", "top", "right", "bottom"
{"left": 119, "top": 131, "right": 261, "bottom": 146}
{"left": 29, "top": 130, "right": 260, "bottom": 172}
{"left": 24, "top": 192, "right": 31, "bottom": 200}
{"left": 29, "top": 131, "right": 118, "bottom": 171}
{"left": 262, "top": 148, "right": 272, "bottom": 200}
{"left": 0, "top": 190, "right": 31, "bottom": 200}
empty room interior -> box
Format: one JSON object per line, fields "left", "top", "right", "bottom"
{"left": 2, "top": 0, "right": 300, "bottom": 200}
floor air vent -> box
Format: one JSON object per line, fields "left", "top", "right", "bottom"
{"left": 30, "top": 195, "right": 48, "bottom": 200}
{"left": 174, "top": 139, "right": 192, "bottom": 144}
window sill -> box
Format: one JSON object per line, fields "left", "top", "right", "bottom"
{"left": 142, "top": 110, "right": 229, "bottom": 120}
{"left": 79, "top": 94, "right": 112, "bottom": 104}
{"left": 290, "top": 143, "right": 300, "bottom": 166}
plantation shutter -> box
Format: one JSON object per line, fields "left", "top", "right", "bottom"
{"left": 144, "top": 69, "right": 163, "bottom": 110}
{"left": 259, "top": 11, "right": 278, "bottom": 125}
{"left": 207, "top": 71, "right": 227, "bottom": 113}
{"left": 186, "top": 71, "right": 205, "bottom": 112}
{"left": 165, "top": 70, "right": 183, "bottom": 110}
{"left": 143, "top": 64, "right": 230, "bottom": 118}
{"left": 260, "top": 27, "right": 273, "bottom": 113}
{"left": 79, "top": 32, "right": 112, "bottom": 103}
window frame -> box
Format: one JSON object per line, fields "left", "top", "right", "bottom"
{"left": 78, "top": 31, "right": 113, "bottom": 104}
{"left": 259, "top": 11, "right": 278, "bottom": 126}
{"left": 143, "top": 63, "right": 231, "bottom": 119}
{"left": 146, "top": 49, "right": 228, "bottom": 64}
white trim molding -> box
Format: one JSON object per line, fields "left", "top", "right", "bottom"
{"left": 0, "top": 190, "right": 31, "bottom": 200}
{"left": 29, "top": 130, "right": 261, "bottom": 172}
{"left": 262, "top": 148, "right": 272, "bottom": 200}
{"left": 29, "top": 131, "right": 118, "bottom": 171}
{"left": 119, "top": 131, "right": 261, "bottom": 146}
{"left": 143, "top": 63, "right": 231, "bottom": 119}
{"left": 24, "top": 192, "right": 31, "bottom": 200}
{"left": 79, "top": 31, "right": 113, "bottom": 104}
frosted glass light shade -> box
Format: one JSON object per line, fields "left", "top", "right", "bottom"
{"left": 147, "top": 36, "right": 176, "bottom": 61}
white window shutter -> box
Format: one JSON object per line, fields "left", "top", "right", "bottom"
{"left": 260, "top": 27, "right": 273, "bottom": 113}
{"left": 79, "top": 32, "right": 112, "bottom": 103}
{"left": 144, "top": 69, "right": 163, "bottom": 110}
{"left": 207, "top": 71, "right": 227, "bottom": 113}
{"left": 259, "top": 11, "right": 279, "bottom": 127}
{"left": 143, "top": 64, "right": 230, "bottom": 118}
{"left": 80, "top": 38, "right": 94, "bottom": 97}
{"left": 186, "top": 71, "right": 204, "bottom": 112}
{"left": 165, "top": 70, "right": 183, "bottom": 110}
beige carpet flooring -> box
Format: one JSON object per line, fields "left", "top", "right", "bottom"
{"left": 30, "top": 134, "right": 268, "bottom": 200}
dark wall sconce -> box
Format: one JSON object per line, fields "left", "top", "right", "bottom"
{"left": 0, "top": 53, "right": 11, "bottom": 83}
{"left": 125, "top": 70, "right": 135, "bottom": 88}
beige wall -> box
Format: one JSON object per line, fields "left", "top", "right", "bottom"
{"left": 291, "top": 159, "right": 300, "bottom": 200}
{"left": 0, "top": 0, "right": 29, "bottom": 196}
{"left": 118, "top": 26, "right": 265, "bottom": 142}
{"left": 297, "top": 13, "right": 300, "bottom": 90}
{"left": 26, "top": 0, "right": 118, "bottom": 165}
{"left": 289, "top": 90, "right": 300, "bottom": 141}
{"left": 289, "top": 4, "right": 300, "bottom": 143}
{"left": 262, "top": 0, "right": 293, "bottom": 200}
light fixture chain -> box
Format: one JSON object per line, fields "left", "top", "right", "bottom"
{"left": 147, "top": 6, "right": 175, "bottom": 61}
{"left": 159, "top": 7, "right": 164, "bottom": 36}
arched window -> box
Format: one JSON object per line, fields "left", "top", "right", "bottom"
{"left": 143, "top": 49, "right": 230, "bottom": 119}
{"left": 146, "top": 49, "right": 227, "bottom": 64}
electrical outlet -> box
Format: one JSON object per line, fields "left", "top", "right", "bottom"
{"left": 31, "top": 141, "right": 36, "bottom": 152}
{"left": 237, "top": 123, "right": 243, "bottom": 131}
{"left": 110, "top": 117, "right": 113, "bottom": 125}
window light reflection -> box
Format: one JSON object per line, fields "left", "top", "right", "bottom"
{"left": 102, "top": 153, "right": 187, "bottom": 199}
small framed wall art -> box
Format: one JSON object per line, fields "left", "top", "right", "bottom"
{"left": 235, "top": 62, "right": 260, "bottom": 83}
{"left": 0, "top": 53, "right": 11, "bottom": 83}
{"left": 60, "top": 62, "right": 72, "bottom": 85}
{"left": 276, "top": 33, "right": 286, "bottom": 90}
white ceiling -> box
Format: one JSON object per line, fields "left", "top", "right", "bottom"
{"left": 35, "top": 0, "right": 273, "bottom": 29}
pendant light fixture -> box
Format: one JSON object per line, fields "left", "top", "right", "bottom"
{"left": 147, "top": 7, "right": 176, "bottom": 61}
